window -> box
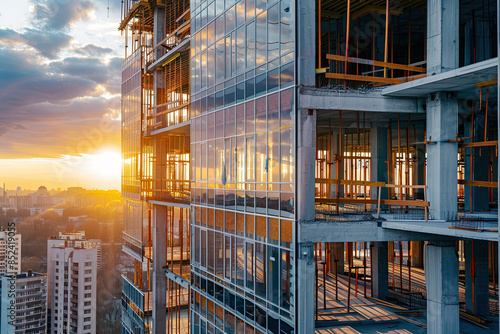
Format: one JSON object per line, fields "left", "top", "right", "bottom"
{"left": 84, "top": 293, "right": 91, "bottom": 298}
{"left": 85, "top": 277, "right": 91, "bottom": 282}
{"left": 84, "top": 262, "right": 91, "bottom": 267}
{"left": 84, "top": 317, "right": 91, "bottom": 322}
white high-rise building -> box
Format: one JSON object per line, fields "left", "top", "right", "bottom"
{"left": 0, "top": 271, "right": 47, "bottom": 334}
{"left": 0, "top": 230, "right": 21, "bottom": 275}
{"left": 47, "top": 245, "right": 97, "bottom": 334}
{"left": 48, "top": 232, "right": 102, "bottom": 269}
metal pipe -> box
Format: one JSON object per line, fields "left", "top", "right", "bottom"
{"left": 485, "top": 87, "right": 489, "bottom": 141}
{"left": 323, "top": 261, "right": 327, "bottom": 309}
{"left": 344, "top": 0, "right": 351, "bottom": 88}
{"left": 347, "top": 265, "right": 352, "bottom": 312}
{"left": 399, "top": 241, "right": 403, "bottom": 291}
{"left": 355, "top": 267, "right": 359, "bottom": 298}
{"left": 363, "top": 242, "right": 367, "bottom": 297}
{"left": 383, "top": 0, "right": 389, "bottom": 78}
{"left": 334, "top": 259, "right": 339, "bottom": 300}
{"left": 318, "top": 0, "right": 322, "bottom": 69}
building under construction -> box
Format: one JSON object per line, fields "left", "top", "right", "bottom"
{"left": 119, "top": 0, "right": 500, "bottom": 333}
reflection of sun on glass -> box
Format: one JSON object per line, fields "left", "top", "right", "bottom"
{"left": 88, "top": 150, "right": 122, "bottom": 178}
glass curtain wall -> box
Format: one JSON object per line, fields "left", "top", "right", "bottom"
{"left": 189, "top": 0, "right": 296, "bottom": 331}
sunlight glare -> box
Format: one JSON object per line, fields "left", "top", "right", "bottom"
{"left": 87, "top": 150, "right": 122, "bottom": 178}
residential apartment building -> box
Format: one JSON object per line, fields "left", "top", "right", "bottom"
{"left": 48, "top": 232, "right": 103, "bottom": 269}
{"left": 0, "top": 230, "right": 21, "bottom": 275}
{"left": 47, "top": 246, "right": 97, "bottom": 334}
{"left": 0, "top": 271, "right": 47, "bottom": 334}
{"left": 120, "top": 0, "right": 500, "bottom": 333}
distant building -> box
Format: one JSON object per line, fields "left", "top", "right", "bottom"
{"left": 47, "top": 245, "right": 97, "bottom": 334}
{"left": 9, "top": 195, "right": 33, "bottom": 211}
{"left": 48, "top": 232, "right": 102, "bottom": 269}
{"left": 67, "top": 187, "right": 121, "bottom": 207}
{"left": 29, "top": 186, "right": 52, "bottom": 210}
{"left": 0, "top": 271, "right": 47, "bottom": 334}
{"left": 0, "top": 231, "right": 21, "bottom": 275}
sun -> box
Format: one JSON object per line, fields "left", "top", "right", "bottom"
{"left": 87, "top": 150, "right": 122, "bottom": 178}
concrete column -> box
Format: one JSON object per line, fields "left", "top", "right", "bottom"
{"left": 329, "top": 242, "right": 345, "bottom": 275}
{"left": 426, "top": 92, "right": 458, "bottom": 220}
{"left": 427, "top": 0, "right": 459, "bottom": 75}
{"left": 153, "top": 6, "right": 166, "bottom": 60}
{"left": 465, "top": 240, "right": 489, "bottom": 316}
{"left": 425, "top": 241, "right": 459, "bottom": 334}
{"left": 371, "top": 126, "right": 389, "bottom": 208}
{"left": 297, "top": 108, "right": 316, "bottom": 221}
{"left": 153, "top": 205, "right": 167, "bottom": 334}
{"left": 330, "top": 129, "right": 344, "bottom": 198}
{"left": 371, "top": 242, "right": 388, "bottom": 300}
{"left": 297, "top": 0, "right": 314, "bottom": 86}
{"left": 297, "top": 242, "right": 316, "bottom": 334}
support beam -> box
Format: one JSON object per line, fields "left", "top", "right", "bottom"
{"left": 465, "top": 240, "right": 490, "bottom": 316}
{"left": 297, "top": 242, "right": 316, "bottom": 333}
{"left": 425, "top": 241, "right": 459, "bottom": 334}
{"left": 371, "top": 242, "right": 388, "bottom": 300}
{"left": 152, "top": 205, "right": 167, "bottom": 334}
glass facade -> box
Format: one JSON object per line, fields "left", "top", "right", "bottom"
{"left": 121, "top": 275, "right": 151, "bottom": 334}
{"left": 122, "top": 47, "right": 145, "bottom": 200}
{"left": 189, "top": 0, "right": 297, "bottom": 330}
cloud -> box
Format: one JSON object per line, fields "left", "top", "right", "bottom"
{"left": 31, "top": 0, "right": 96, "bottom": 31}
{"left": 73, "top": 44, "right": 113, "bottom": 57}
{"left": 22, "top": 28, "right": 73, "bottom": 58}
{"left": 48, "top": 56, "right": 121, "bottom": 89}
{"left": 0, "top": 123, "right": 27, "bottom": 140}
{"left": 0, "top": 28, "right": 72, "bottom": 59}
{"left": 0, "top": 46, "right": 121, "bottom": 159}
{"left": 0, "top": 28, "right": 25, "bottom": 45}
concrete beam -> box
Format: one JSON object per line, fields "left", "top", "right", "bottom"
{"left": 298, "top": 220, "right": 457, "bottom": 243}
{"left": 299, "top": 87, "right": 424, "bottom": 113}
{"left": 382, "top": 58, "right": 498, "bottom": 97}
{"left": 425, "top": 242, "right": 459, "bottom": 334}
{"left": 382, "top": 220, "right": 498, "bottom": 242}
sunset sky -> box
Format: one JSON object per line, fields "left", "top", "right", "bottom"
{"left": 0, "top": 0, "right": 123, "bottom": 190}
